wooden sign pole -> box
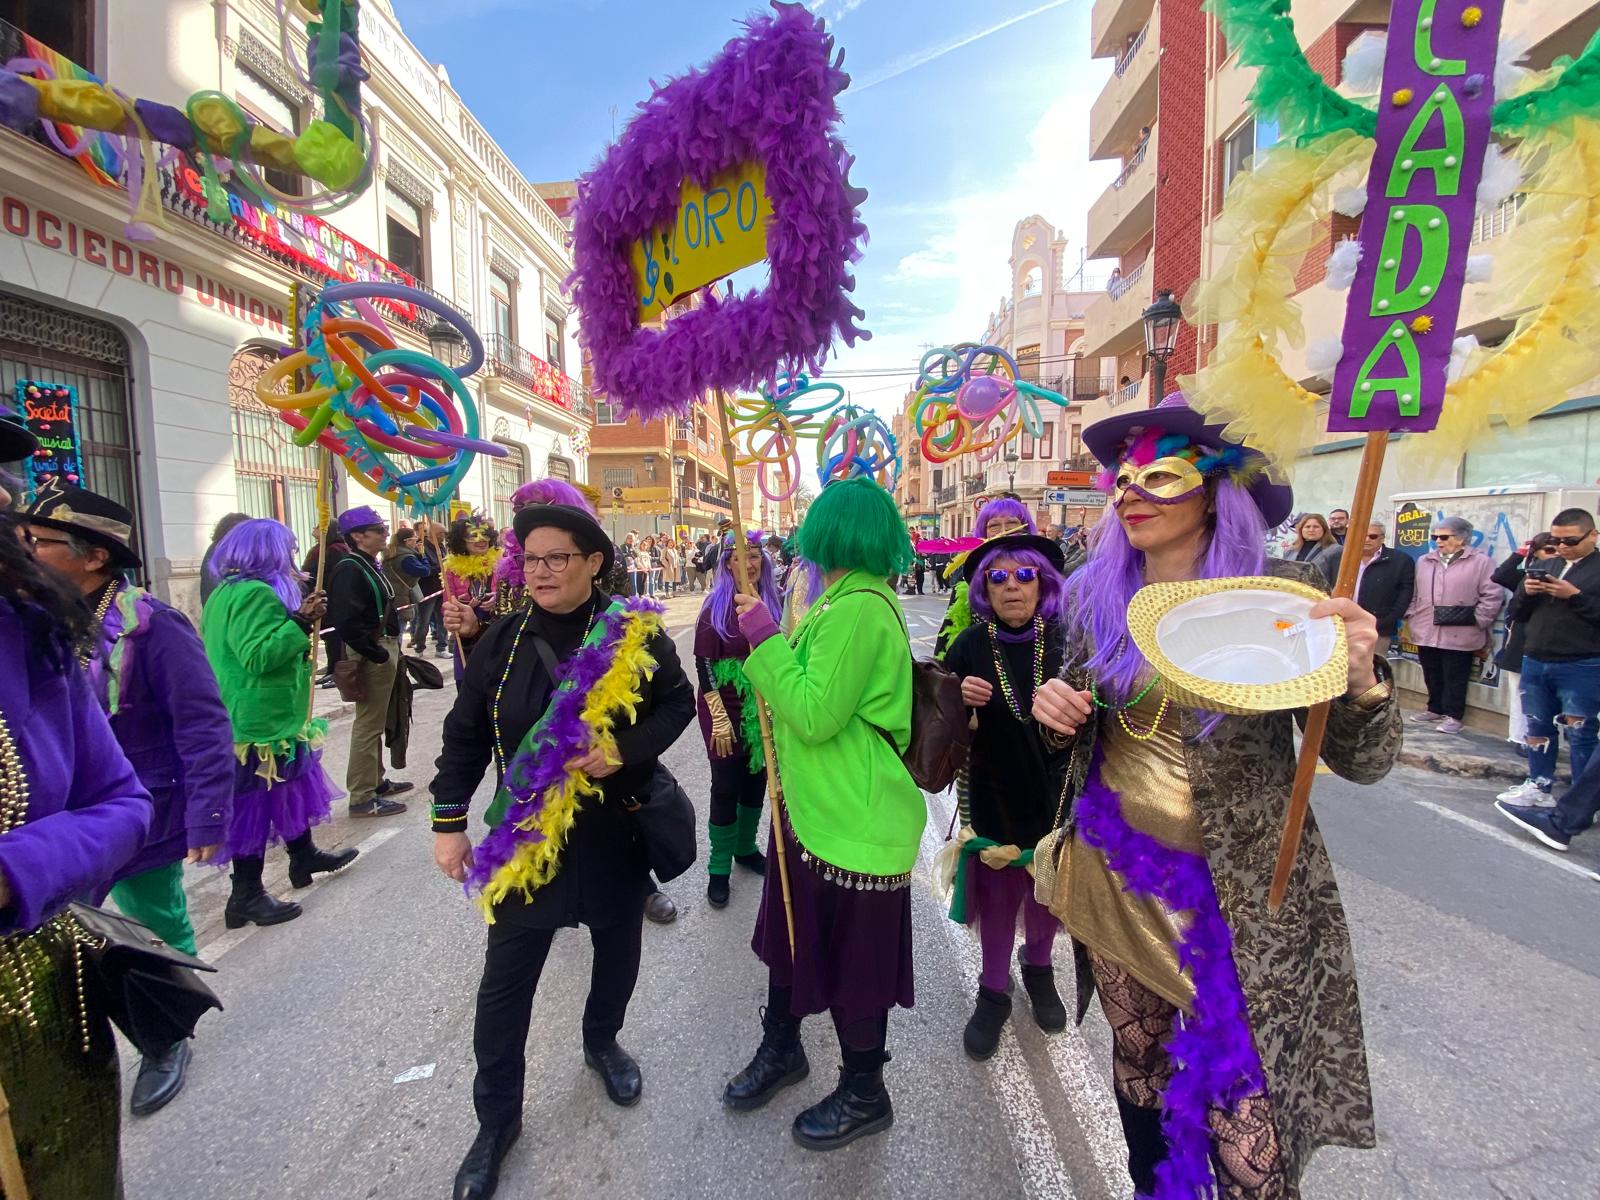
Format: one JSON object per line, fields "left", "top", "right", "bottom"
{"left": 715, "top": 385, "right": 796, "bottom": 955}
{"left": 1268, "top": 431, "right": 1388, "bottom": 911}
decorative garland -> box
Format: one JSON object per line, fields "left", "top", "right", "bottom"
{"left": 937, "top": 581, "right": 974, "bottom": 649}
{"left": 568, "top": 3, "right": 869, "bottom": 422}
{"left": 710, "top": 656, "right": 765, "bottom": 774}
{"left": 99, "top": 583, "right": 158, "bottom": 717}
{"left": 467, "top": 598, "right": 665, "bottom": 919}
{"left": 1074, "top": 753, "right": 1266, "bottom": 1200}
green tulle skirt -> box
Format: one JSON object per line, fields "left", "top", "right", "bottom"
{"left": 0, "top": 916, "right": 121, "bottom": 1200}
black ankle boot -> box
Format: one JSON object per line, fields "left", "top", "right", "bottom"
{"left": 1019, "top": 954, "right": 1068, "bottom": 1033}
{"left": 285, "top": 833, "right": 359, "bottom": 889}
{"left": 707, "top": 873, "right": 731, "bottom": 908}
{"left": 723, "top": 1008, "right": 809, "bottom": 1111}
{"left": 962, "top": 985, "right": 1012, "bottom": 1061}
{"left": 453, "top": 1118, "right": 522, "bottom": 1200}
{"left": 224, "top": 856, "right": 301, "bottom": 929}
{"left": 791, "top": 1064, "right": 894, "bottom": 1150}
{"left": 733, "top": 850, "right": 767, "bottom": 875}
{"left": 1115, "top": 1093, "right": 1168, "bottom": 1197}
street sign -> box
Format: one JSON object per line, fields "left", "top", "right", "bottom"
{"left": 622, "top": 501, "right": 672, "bottom": 515}
{"left": 1046, "top": 470, "right": 1095, "bottom": 487}
{"left": 622, "top": 486, "right": 672, "bottom": 502}
{"left": 1045, "top": 488, "right": 1106, "bottom": 507}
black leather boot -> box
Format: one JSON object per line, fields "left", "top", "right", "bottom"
{"left": 224, "top": 855, "right": 301, "bottom": 928}
{"left": 962, "top": 985, "right": 1012, "bottom": 1061}
{"left": 129, "top": 1039, "right": 191, "bottom": 1117}
{"left": 583, "top": 1040, "right": 643, "bottom": 1106}
{"left": 706, "top": 873, "right": 731, "bottom": 908}
{"left": 722, "top": 1008, "right": 809, "bottom": 1111}
{"left": 791, "top": 1064, "right": 894, "bottom": 1151}
{"left": 285, "top": 832, "right": 359, "bottom": 889}
{"left": 1019, "top": 953, "right": 1068, "bottom": 1033}
{"left": 452, "top": 1118, "right": 522, "bottom": 1200}
{"left": 1116, "top": 1092, "right": 1168, "bottom": 1197}
{"left": 733, "top": 850, "right": 767, "bottom": 875}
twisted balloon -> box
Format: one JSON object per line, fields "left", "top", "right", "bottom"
{"left": 912, "top": 343, "right": 1072, "bottom": 465}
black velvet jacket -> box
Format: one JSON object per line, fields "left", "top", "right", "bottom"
{"left": 430, "top": 591, "right": 694, "bottom": 929}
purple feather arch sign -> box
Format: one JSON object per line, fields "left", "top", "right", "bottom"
{"left": 568, "top": 2, "right": 869, "bottom": 422}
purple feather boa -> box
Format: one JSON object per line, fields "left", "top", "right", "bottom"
{"left": 1074, "top": 752, "right": 1266, "bottom": 1200}
{"left": 568, "top": 2, "right": 870, "bottom": 421}
{"left": 464, "top": 596, "right": 664, "bottom": 896}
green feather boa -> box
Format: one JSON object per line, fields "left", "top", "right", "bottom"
{"left": 709, "top": 657, "right": 765, "bottom": 775}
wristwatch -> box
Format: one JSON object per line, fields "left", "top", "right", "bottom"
{"left": 1343, "top": 657, "right": 1395, "bottom": 710}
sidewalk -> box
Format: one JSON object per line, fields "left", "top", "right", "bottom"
{"left": 1395, "top": 703, "right": 1526, "bottom": 782}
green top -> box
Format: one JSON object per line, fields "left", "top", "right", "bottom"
{"left": 744, "top": 569, "right": 925, "bottom": 876}
{"left": 200, "top": 579, "right": 314, "bottom": 746}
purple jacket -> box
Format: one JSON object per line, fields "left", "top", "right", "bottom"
{"left": 1404, "top": 546, "right": 1504, "bottom": 652}
{"left": 101, "top": 589, "right": 235, "bottom": 879}
{"left": 0, "top": 601, "right": 152, "bottom": 934}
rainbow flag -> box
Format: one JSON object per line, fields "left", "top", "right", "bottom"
{"left": 13, "top": 31, "right": 124, "bottom": 188}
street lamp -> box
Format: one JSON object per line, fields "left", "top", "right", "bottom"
{"left": 1004, "top": 447, "right": 1020, "bottom": 495}
{"left": 673, "top": 455, "right": 687, "bottom": 537}
{"left": 428, "top": 318, "right": 467, "bottom": 367}
{"left": 1141, "top": 288, "right": 1184, "bottom": 405}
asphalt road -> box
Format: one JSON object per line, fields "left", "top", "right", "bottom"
{"left": 120, "top": 593, "right": 1600, "bottom": 1200}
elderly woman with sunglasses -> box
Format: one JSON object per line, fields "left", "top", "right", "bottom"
{"left": 940, "top": 532, "right": 1070, "bottom": 1061}
{"left": 1403, "top": 515, "right": 1504, "bottom": 734}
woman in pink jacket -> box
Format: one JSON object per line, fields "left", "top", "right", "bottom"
{"left": 1404, "top": 516, "right": 1506, "bottom": 733}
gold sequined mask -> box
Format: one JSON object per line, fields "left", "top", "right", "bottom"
{"left": 1111, "top": 457, "right": 1207, "bottom": 507}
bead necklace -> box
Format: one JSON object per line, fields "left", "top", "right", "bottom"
{"left": 77, "top": 582, "right": 119, "bottom": 668}
{"left": 1090, "top": 675, "right": 1171, "bottom": 742}
{"left": 490, "top": 598, "right": 599, "bottom": 773}
{"left": 987, "top": 616, "right": 1046, "bottom": 721}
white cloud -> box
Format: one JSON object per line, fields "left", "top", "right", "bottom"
{"left": 813, "top": 0, "right": 870, "bottom": 20}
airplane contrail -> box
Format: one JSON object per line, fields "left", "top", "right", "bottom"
{"left": 851, "top": 0, "right": 1076, "bottom": 94}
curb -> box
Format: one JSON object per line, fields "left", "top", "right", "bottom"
{"left": 1396, "top": 745, "right": 1523, "bottom": 783}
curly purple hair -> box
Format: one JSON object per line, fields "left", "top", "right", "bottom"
{"left": 968, "top": 545, "right": 1066, "bottom": 624}
{"left": 211, "top": 518, "right": 305, "bottom": 612}
{"left": 498, "top": 479, "right": 599, "bottom": 588}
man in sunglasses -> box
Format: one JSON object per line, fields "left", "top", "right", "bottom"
{"left": 1354, "top": 523, "right": 1414, "bottom": 659}
{"left": 1495, "top": 508, "right": 1600, "bottom": 827}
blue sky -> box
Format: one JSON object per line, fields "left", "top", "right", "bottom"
{"left": 389, "top": 0, "right": 1115, "bottom": 410}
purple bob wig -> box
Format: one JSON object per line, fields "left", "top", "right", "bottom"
{"left": 786, "top": 556, "right": 825, "bottom": 608}
{"left": 498, "top": 479, "right": 599, "bottom": 588}
{"left": 975, "top": 496, "right": 1036, "bottom": 538}
{"left": 211, "top": 518, "right": 305, "bottom": 612}
{"left": 704, "top": 532, "right": 781, "bottom": 640}
{"left": 1064, "top": 476, "right": 1267, "bottom": 707}
{"left": 968, "top": 545, "right": 1066, "bottom": 625}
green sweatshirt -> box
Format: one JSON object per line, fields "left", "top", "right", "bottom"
{"left": 200, "top": 579, "right": 314, "bottom": 746}
{"left": 743, "top": 569, "right": 926, "bottom": 876}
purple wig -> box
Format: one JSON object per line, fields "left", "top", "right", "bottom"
{"left": 787, "top": 556, "right": 825, "bottom": 607}
{"left": 704, "top": 533, "right": 781, "bottom": 641}
{"left": 212, "top": 518, "right": 305, "bottom": 612}
{"left": 497, "top": 479, "right": 600, "bottom": 589}
{"left": 1064, "top": 477, "right": 1267, "bottom": 706}
{"left": 968, "top": 545, "right": 1066, "bottom": 625}
{"left": 975, "top": 496, "right": 1036, "bottom": 538}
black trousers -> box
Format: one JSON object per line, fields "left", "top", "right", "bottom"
{"left": 471, "top": 915, "right": 644, "bottom": 1128}
{"left": 708, "top": 753, "right": 766, "bottom": 826}
{"left": 1418, "top": 644, "right": 1473, "bottom": 719}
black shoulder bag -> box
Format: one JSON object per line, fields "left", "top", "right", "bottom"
{"left": 69, "top": 902, "right": 222, "bottom": 1056}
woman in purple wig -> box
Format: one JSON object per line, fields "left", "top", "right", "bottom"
{"left": 940, "top": 532, "right": 1070, "bottom": 1061}
{"left": 1029, "top": 395, "right": 1399, "bottom": 1199}
{"left": 489, "top": 478, "right": 596, "bottom": 617}
{"left": 694, "top": 531, "right": 782, "bottom": 909}
{"left": 933, "top": 493, "right": 1035, "bottom": 656}
{"left": 201, "top": 519, "right": 355, "bottom": 928}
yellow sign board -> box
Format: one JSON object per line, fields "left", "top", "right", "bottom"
{"left": 630, "top": 162, "right": 773, "bottom": 319}
{"left": 622, "top": 486, "right": 672, "bottom": 502}
{"left": 622, "top": 501, "right": 672, "bottom": 515}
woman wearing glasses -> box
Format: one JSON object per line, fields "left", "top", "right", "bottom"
{"left": 940, "top": 532, "right": 1069, "bottom": 1060}
{"left": 433, "top": 482, "right": 693, "bottom": 1200}
{"left": 1403, "top": 516, "right": 1504, "bottom": 734}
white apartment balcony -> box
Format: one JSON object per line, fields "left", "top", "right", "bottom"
{"left": 1090, "top": 7, "right": 1160, "bottom": 161}
{"left": 1082, "top": 251, "right": 1154, "bottom": 359}
{"left": 1087, "top": 125, "right": 1157, "bottom": 259}
{"left": 1093, "top": 0, "right": 1157, "bottom": 60}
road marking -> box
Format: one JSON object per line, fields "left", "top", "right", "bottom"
{"left": 1414, "top": 800, "right": 1596, "bottom": 881}
{"left": 201, "top": 827, "right": 403, "bottom": 963}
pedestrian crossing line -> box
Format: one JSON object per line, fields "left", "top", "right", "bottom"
{"left": 1414, "top": 800, "right": 1597, "bottom": 882}
{"left": 199, "top": 826, "right": 404, "bottom": 964}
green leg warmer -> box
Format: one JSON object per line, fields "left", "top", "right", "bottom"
{"left": 734, "top": 803, "right": 763, "bottom": 858}
{"left": 708, "top": 821, "right": 738, "bottom": 877}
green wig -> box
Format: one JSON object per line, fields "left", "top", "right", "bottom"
{"left": 795, "top": 477, "right": 915, "bottom": 577}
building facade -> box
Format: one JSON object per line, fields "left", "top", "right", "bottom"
{"left": 0, "top": 0, "right": 589, "bottom": 615}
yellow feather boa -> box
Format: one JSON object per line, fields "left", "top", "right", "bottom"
{"left": 443, "top": 548, "right": 501, "bottom": 582}
{"left": 477, "top": 607, "right": 663, "bottom": 920}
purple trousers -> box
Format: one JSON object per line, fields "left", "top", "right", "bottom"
{"left": 967, "top": 858, "right": 1060, "bottom": 993}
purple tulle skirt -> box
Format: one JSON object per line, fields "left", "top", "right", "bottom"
{"left": 219, "top": 741, "right": 341, "bottom": 864}
{"left": 752, "top": 812, "right": 914, "bottom": 1025}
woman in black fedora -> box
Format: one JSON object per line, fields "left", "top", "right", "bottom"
{"left": 431, "top": 483, "right": 693, "bottom": 1200}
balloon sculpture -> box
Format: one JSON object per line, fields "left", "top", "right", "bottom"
{"left": 912, "top": 343, "right": 1073, "bottom": 465}
{"left": 724, "top": 373, "right": 899, "bottom": 500}
{"left": 255, "top": 281, "right": 504, "bottom": 514}
{"left": 816, "top": 404, "right": 899, "bottom": 490}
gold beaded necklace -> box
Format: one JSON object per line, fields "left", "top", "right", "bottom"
{"left": 1090, "top": 675, "right": 1171, "bottom": 742}
{"left": 76, "top": 581, "right": 119, "bottom": 669}
{"left": 490, "top": 598, "right": 600, "bottom": 773}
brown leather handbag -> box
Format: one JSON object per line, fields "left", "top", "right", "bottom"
{"left": 331, "top": 657, "right": 367, "bottom": 703}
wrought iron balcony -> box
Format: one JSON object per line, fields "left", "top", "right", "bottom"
{"left": 485, "top": 333, "right": 578, "bottom": 411}
{"left": 933, "top": 484, "right": 959, "bottom": 506}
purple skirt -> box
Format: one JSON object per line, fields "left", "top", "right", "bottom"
{"left": 220, "top": 741, "right": 340, "bottom": 864}
{"left": 752, "top": 812, "right": 914, "bottom": 1024}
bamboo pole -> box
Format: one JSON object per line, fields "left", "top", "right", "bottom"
{"left": 1268, "top": 431, "right": 1389, "bottom": 911}
{"left": 0, "top": 1078, "right": 30, "bottom": 1200}
{"left": 306, "top": 448, "right": 333, "bottom": 723}
{"left": 714, "top": 386, "right": 796, "bottom": 956}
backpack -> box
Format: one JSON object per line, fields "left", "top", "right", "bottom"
{"left": 850, "top": 589, "right": 973, "bottom": 793}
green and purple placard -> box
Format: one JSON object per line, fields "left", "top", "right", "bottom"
{"left": 1328, "top": 0, "right": 1505, "bottom": 433}
{"left": 16, "top": 379, "right": 83, "bottom": 490}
